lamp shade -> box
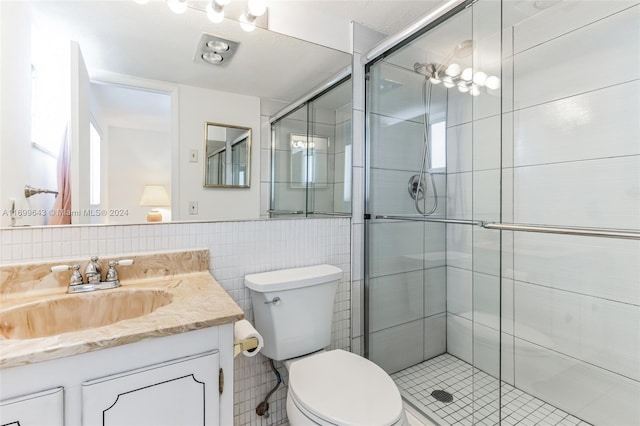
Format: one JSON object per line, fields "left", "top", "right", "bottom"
{"left": 139, "top": 185, "right": 170, "bottom": 207}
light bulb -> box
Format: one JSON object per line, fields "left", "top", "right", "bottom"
{"left": 470, "top": 84, "right": 481, "bottom": 97}
{"left": 167, "top": 0, "right": 187, "bottom": 14}
{"left": 445, "top": 63, "right": 461, "bottom": 77}
{"left": 442, "top": 76, "right": 454, "bottom": 88}
{"left": 248, "top": 0, "right": 267, "bottom": 17}
{"left": 460, "top": 67, "right": 473, "bottom": 81}
{"left": 485, "top": 75, "right": 500, "bottom": 90}
{"left": 473, "top": 71, "right": 487, "bottom": 86}
{"left": 457, "top": 82, "right": 469, "bottom": 93}
{"left": 429, "top": 77, "right": 441, "bottom": 85}
{"left": 133, "top": 0, "right": 150, "bottom": 4}
{"left": 215, "top": 0, "right": 231, "bottom": 4}
{"left": 207, "top": 40, "right": 229, "bottom": 51}
{"left": 202, "top": 52, "right": 223, "bottom": 64}
{"left": 207, "top": 2, "right": 224, "bottom": 23}
{"left": 239, "top": 13, "right": 256, "bottom": 32}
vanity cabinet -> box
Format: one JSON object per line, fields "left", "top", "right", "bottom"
{"left": 0, "top": 325, "right": 234, "bottom": 426}
{"left": 82, "top": 351, "right": 219, "bottom": 426}
{"left": 0, "top": 386, "right": 64, "bottom": 426}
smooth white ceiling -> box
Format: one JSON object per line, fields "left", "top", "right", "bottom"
{"left": 27, "top": 1, "right": 449, "bottom": 104}
{"left": 288, "top": 0, "right": 443, "bottom": 36}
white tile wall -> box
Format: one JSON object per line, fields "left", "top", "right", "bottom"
{"left": 515, "top": 338, "right": 640, "bottom": 426}
{"left": 504, "top": 4, "right": 640, "bottom": 425}
{"left": 369, "top": 319, "right": 424, "bottom": 374}
{"left": 0, "top": 217, "right": 351, "bottom": 426}
{"left": 513, "top": 81, "right": 640, "bottom": 167}
{"left": 515, "top": 281, "right": 640, "bottom": 381}
{"left": 424, "top": 313, "right": 447, "bottom": 360}
{"left": 513, "top": 5, "right": 639, "bottom": 110}
{"left": 369, "top": 271, "right": 424, "bottom": 333}
{"left": 514, "top": 155, "right": 640, "bottom": 229}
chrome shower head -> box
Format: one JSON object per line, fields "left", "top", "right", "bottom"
{"left": 414, "top": 62, "right": 437, "bottom": 77}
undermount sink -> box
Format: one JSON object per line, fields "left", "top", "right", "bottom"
{"left": 0, "top": 289, "right": 172, "bottom": 340}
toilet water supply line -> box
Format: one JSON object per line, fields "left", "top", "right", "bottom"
{"left": 256, "top": 358, "right": 282, "bottom": 417}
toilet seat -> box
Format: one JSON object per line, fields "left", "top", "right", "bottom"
{"left": 288, "top": 350, "right": 404, "bottom": 426}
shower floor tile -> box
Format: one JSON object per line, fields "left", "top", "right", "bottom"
{"left": 391, "top": 354, "right": 593, "bottom": 426}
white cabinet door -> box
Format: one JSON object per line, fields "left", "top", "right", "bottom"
{"left": 82, "top": 351, "right": 219, "bottom": 426}
{"left": 0, "top": 387, "right": 64, "bottom": 426}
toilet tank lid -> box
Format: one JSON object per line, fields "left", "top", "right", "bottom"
{"left": 245, "top": 264, "right": 342, "bottom": 292}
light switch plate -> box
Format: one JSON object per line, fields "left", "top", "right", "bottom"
{"left": 189, "top": 201, "right": 198, "bottom": 215}
{"left": 189, "top": 149, "right": 198, "bottom": 163}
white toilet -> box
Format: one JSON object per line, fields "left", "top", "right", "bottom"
{"left": 245, "top": 264, "right": 408, "bottom": 426}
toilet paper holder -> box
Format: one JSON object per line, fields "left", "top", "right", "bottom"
{"left": 234, "top": 337, "right": 260, "bottom": 357}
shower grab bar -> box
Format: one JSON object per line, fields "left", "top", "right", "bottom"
{"left": 308, "top": 211, "right": 351, "bottom": 217}
{"left": 375, "top": 215, "right": 482, "bottom": 226}
{"left": 482, "top": 223, "right": 640, "bottom": 240}
{"left": 268, "top": 209, "right": 305, "bottom": 215}
{"left": 374, "top": 215, "right": 640, "bottom": 240}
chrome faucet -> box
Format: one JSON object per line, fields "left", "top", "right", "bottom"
{"left": 51, "top": 258, "right": 134, "bottom": 294}
{"left": 85, "top": 256, "right": 102, "bottom": 284}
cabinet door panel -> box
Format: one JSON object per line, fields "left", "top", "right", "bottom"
{"left": 82, "top": 351, "right": 219, "bottom": 426}
{"left": 0, "top": 387, "right": 64, "bottom": 426}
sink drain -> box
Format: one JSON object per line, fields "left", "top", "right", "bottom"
{"left": 431, "top": 389, "right": 454, "bottom": 403}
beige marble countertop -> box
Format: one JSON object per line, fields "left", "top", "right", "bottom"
{"left": 0, "top": 250, "right": 244, "bottom": 369}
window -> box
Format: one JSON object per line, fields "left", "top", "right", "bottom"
{"left": 430, "top": 121, "right": 446, "bottom": 170}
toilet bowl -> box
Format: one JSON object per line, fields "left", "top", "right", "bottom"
{"left": 245, "top": 265, "right": 408, "bottom": 426}
{"left": 284, "top": 350, "right": 408, "bottom": 426}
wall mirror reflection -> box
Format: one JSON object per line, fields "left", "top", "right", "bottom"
{"left": 0, "top": 0, "right": 352, "bottom": 227}
{"left": 271, "top": 77, "right": 352, "bottom": 217}
{"left": 204, "top": 123, "right": 251, "bottom": 188}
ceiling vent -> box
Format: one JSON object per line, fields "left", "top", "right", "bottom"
{"left": 194, "top": 33, "right": 239, "bottom": 66}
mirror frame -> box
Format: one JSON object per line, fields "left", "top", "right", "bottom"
{"left": 203, "top": 122, "right": 252, "bottom": 189}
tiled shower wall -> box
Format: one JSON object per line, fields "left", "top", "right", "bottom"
{"left": 366, "top": 61, "right": 448, "bottom": 374}
{"left": 0, "top": 217, "right": 352, "bottom": 426}
{"left": 444, "top": 2, "right": 639, "bottom": 425}
{"left": 501, "top": 3, "right": 640, "bottom": 425}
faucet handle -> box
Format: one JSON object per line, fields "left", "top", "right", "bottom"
{"left": 51, "top": 264, "right": 83, "bottom": 285}
{"left": 105, "top": 259, "right": 134, "bottom": 282}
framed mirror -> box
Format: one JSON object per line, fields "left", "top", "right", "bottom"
{"left": 204, "top": 123, "right": 251, "bottom": 188}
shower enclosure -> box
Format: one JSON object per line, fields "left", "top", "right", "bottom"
{"left": 364, "top": 1, "right": 640, "bottom": 425}
{"left": 270, "top": 77, "right": 352, "bottom": 217}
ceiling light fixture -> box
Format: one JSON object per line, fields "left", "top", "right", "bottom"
{"left": 240, "top": 0, "right": 267, "bottom": 32}
{"left": 413, "top": 40, "right": 500, "bottom": 97}
{"left": 134, "top": 0, "right": 268, "bottom": 33}
{"left": 167, "top": 0, "right": 187, "bottom": 14}
{"left": 239, "top": 12, "right": 257, "bottom": 32}
{"left": 206, "top": 0, "right": 225, "bottom": 23}
{"left": 247, "top": 0, "right": 267, "bottom": 17}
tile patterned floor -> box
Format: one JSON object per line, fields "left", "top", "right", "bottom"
{"left": 392, "top": 354, "right": 593, "bottom": 426}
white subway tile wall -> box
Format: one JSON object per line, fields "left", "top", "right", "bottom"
{"left": 504, "top": 3, "right": 640, "bottom": 425}
{"left": 0, "top": 217, "right": 352, "bottom": 426}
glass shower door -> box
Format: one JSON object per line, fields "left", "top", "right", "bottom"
{"left": 364, "top": 0, "right": 503, "bottom": 423}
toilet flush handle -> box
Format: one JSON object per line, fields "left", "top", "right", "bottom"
{"left": 264, "top": 297, "right": 281, "bottom": 306}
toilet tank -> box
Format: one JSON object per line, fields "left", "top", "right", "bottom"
{"left": 245, "top": 264, "right": 342, "bottom": 361}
